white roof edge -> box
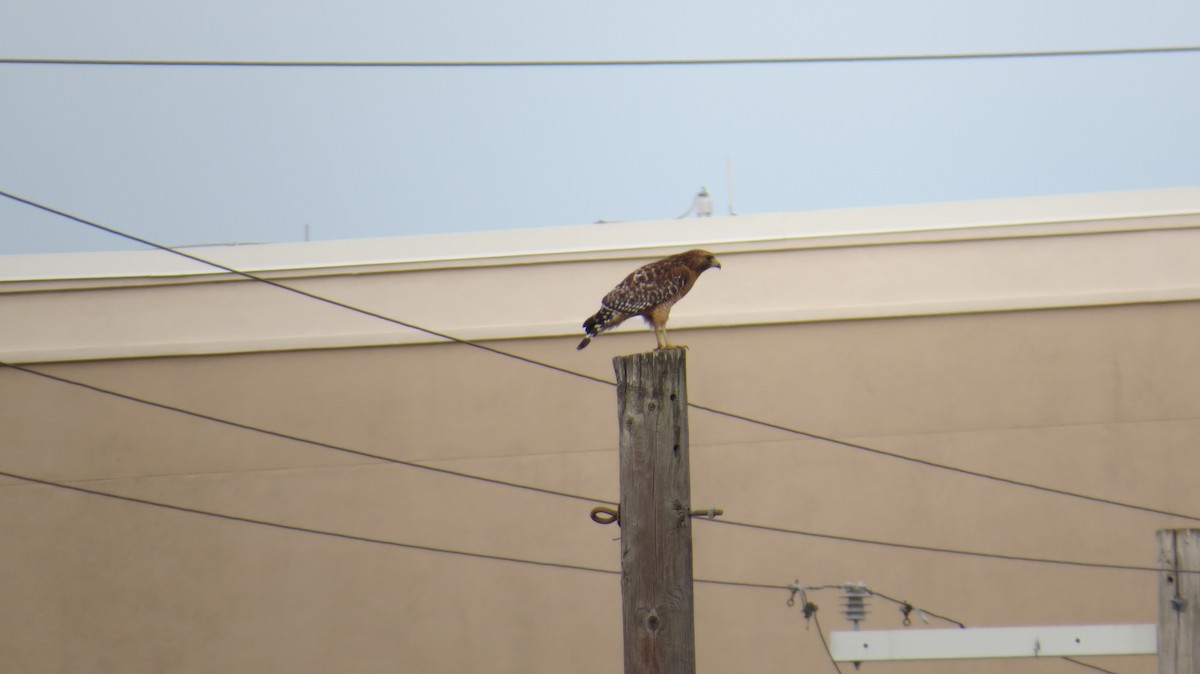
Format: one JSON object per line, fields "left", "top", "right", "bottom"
{"left": 6, "top": 287, "right": 1198, "bottom": 365}
{"left": 3, "top": 187, "right": 1199, "bottom": 282}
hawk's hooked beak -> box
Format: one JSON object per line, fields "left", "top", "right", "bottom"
{"left": 711, "top": 258, "right": 722, "bottom": 270}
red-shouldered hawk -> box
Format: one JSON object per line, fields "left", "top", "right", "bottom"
{"left": 577, "top": 249, "right": 722, "bottom": 351}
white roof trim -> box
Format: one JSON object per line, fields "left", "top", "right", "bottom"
{"left": 4, "top": 286, "right": 1198, "bottom": 364}
{"left": 3, "top": 187, "right": 1199, "bottom": 282}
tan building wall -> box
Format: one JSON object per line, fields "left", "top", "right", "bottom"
{"left": 2, "top": 188, "right": 1199, "bottom": 673}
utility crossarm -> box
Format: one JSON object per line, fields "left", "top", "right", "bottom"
{"left": 829, "top": 624, "right": 1157, "bottom": 662}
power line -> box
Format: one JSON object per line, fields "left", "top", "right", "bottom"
{"left": 1, "top": 360, "right": 616, "bottom": 507}
{"left": 686, "top": 401, "right": 1200, "bottom": 523}
{"left": 0, "top": 46, "right": 1198, "bottom": 68}
{"left": 704, "top": 517, "right": 1180, "bottom": 574}
{"left": 0, "top": 465, "right": 790, "bottom": 592}
{"left": 809, "top": 608, "right": 845, "bottom": 674}
{"left": 865, "top": 588, "right": 965, "bottom": 629}
{"left": 1062, "top": 658, "right": 1126, "bottom": 674}
{"left": 0, "top": 189, "right": 613, "bottom": 388}
{"left": 4, "top": 187, "right": 1199, "bottom": 526}
{"left": 0, "top": 467, "right": 619, "bottom": 576}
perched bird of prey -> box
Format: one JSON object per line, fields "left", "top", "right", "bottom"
{"left": 577, "top": 249, "right": 722, "bottom": 351}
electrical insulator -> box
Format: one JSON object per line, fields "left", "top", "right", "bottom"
{"left": 842, "top": 584, "right": 869, "bottom": 629}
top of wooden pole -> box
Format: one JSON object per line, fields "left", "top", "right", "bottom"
{"left": 612, "top": 347, "right": 687, "bottom": 375}
{"left": 613, "top": 347, "right": 688, "bottom": 361}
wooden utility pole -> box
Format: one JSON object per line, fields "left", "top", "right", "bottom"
{"left": 1159, "top": 529, "right": 1200, "bottom": 674}
{"left": 613, "top": 349, "right": 696, "bottom": 674}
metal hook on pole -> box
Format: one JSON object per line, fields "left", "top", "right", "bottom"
{"left": 590, "top": 506, "right": 620, "bottom": 525}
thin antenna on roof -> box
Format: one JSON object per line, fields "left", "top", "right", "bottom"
{"left": 726, "top": 157, "right": 736, "bottom": 215}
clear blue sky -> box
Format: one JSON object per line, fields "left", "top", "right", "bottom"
{"left": 1, "top": 0, "right": 1198, "bottom": 254}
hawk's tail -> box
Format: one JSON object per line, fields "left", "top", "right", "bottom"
{"left": 577, "top": 307, "right": 616, "bottom": 350}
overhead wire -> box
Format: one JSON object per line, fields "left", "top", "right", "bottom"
{"left": 0, "top": 45, "right": 1198, "bottom": 68}
{"left": 859, "top": 587, "right": 965, "bottom": 629}
{"left": 0, "top": 190, "right": 613, "bottom": 389}
{"left": 686, "top": 400, "right": 1200, "bottom": 522}
{"left": 4, "top": 187, "right": 1198, "bottom": 526}
{"left": 809, "top": 607, "right": 844, "bottom": 674}
{"left": 0, "top": 465, "right": 791, "bottom": 592}
{"left": 0, "top": 467, "right": 619, "bottom": 576}
{"left": 702, "top": 517, "right": 1186, "bottom": 574}
{"left": 1062, "top": 658, "right": 1126, "bottom": 674}
{"left": 1, "top": 360, "right": 616, "bottom": 506}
